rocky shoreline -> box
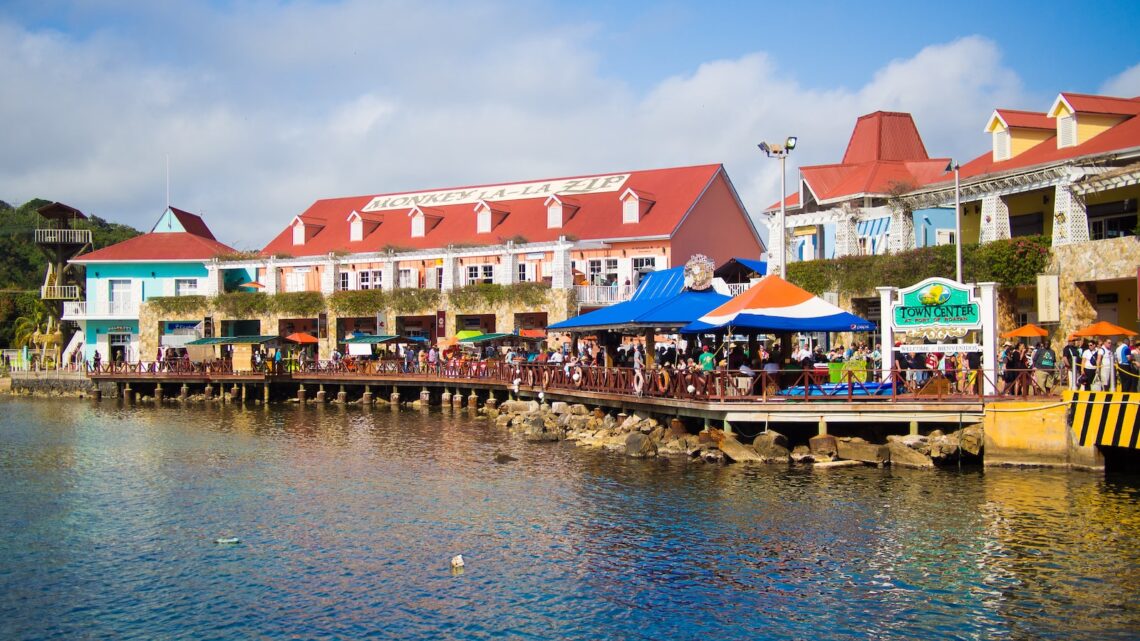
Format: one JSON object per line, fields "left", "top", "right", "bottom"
{"left": 486, "top": 399, "right": 983, "bottom": 469}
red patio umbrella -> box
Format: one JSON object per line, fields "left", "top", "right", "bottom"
{"left": 238, "top": 281, "right": 265, "bottom": 289}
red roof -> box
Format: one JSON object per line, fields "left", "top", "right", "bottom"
{"left": 841, "top": 111, "right": 930, "bottom": 164}
{"left": 261, "top": 164, "right": 729, "bottom": 257}
{"left": 769, "top": 112, "right": 946, "bottom": 210}
{"left": 944, "top": 106, "right": 1140, "bottom": 183}
{"left": 992, "top": 109, "right": 1053, "bottom": 130}
{"left": 1057, "top": 92, "right": 1140, "bottom": 116}
{"left": 166, "top": 207, "right": 216, "bottom": 240}
{"left": 74, "top": 232, "right": 235, "bottom": 262}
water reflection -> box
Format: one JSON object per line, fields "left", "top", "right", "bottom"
{"left": 0, "top": 396, "right": 1137, "bottom": 640}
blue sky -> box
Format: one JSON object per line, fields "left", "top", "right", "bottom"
{"left": 1, "top": 1, "right": 1138, "bottom": 248}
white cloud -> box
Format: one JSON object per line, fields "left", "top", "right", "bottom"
{"left": 0, "top": 7, "right": 1027, "bottom": 250}
{"left": 1101, "top": 62, "right": 1140, "bottom": 97}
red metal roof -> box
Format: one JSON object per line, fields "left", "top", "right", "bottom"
{"left": 993, "top": 109, "right": 1054, "bottom": 130}
{"left": 1059, "top": 93, "right": 1140, "bottom": 116}
{"left": 841, "top": 112, "right": 930, "bottom": 164}
{"left": 260, "top": 164, "right": 728, "bottom": 257}
{"left": 74, "top": 231, "right": 236, "bottom": 262}
{"left": 768, "top": 112, "right": 946, "bottom": 210}
{"left": 945, "top": 108, "right": 1140, "bottom": 183}
{"left": 166, "top": 207, "right": 216, "bottom": 240}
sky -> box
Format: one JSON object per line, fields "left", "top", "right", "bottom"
{"left": 1, "top": 0, "right": 1139, "bottom": 250}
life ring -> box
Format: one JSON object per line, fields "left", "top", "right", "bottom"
{"left": 655, "top": 370, "right": 671, "bottom": 394}
{"left": 632, "top": 370, "right": 645, "bottom": 396}
{"left": 571, "top": 366, "right": 584, "bottom": 388}
{"left": 541, "top": 368, "right": 551, "bottom": 389}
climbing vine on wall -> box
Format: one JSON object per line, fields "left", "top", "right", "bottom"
{"left": 145, "top": 295, "right": 211, "bottom": 315}
{"left": 446, "top": 282, "right": 550, "bottom": 310}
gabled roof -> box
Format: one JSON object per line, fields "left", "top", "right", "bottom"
{"left": 74, "top": 207, "right": 234, "bottom": 262}
{"left": 987, "top": 109, "right": 1054, "bottom": 132}
{"left": 165, "top": 207, "right": 216, "bottom": 240}
{"left": 1049, "top": 92, "right": 1140, "bottom": 117}
{"left": 36, "top": 202, "right": 87, "bottom": 221}
{"left": 260, "top": 164, "right": 729, "bottom": 256}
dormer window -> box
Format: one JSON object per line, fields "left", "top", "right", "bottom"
{"left": 291, "top": 216, "right": 325, "bottom": 246}
{"left": 408, "top": 206, "right": 443, "bottom": 238}
{"left": 347, "top": 210, "right": 382, "bottom": 242}
{"left": 620, "top": 188, "right": 655, "bottom": 224}
{"left": 472, "top": 200, "right": 509, "bottom": 234}
{"left": 543, "top": 195, "right": 580, "bottom": 229}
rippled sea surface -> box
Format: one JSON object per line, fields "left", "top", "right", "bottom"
{"left": 1, "top": 397, "right": 1138, "bottom": 640}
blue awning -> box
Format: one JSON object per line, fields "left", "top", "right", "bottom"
{"left": 857, "top": 217, "right": 891, "bottom": 253}
{"left": 549, "top": 267, "right": 730, "bottom": 332}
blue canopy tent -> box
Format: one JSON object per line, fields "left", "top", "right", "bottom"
{"left": 549, "top": 267, "right": 730, "bottom": 333}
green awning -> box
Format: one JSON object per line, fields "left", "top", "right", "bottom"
{"left": 459, "top": 332, "right": 544, "bottom": 344}
{"left": 185, "top": 335, "right": 279, "bottom": 346}
{"left": 343, "top": 334, "right": 420, "bottom": 344}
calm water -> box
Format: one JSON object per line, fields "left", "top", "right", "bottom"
{"left": 1, "top": 398, "right": 1138, "bottom": 640}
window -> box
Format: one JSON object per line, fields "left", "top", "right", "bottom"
{"left": 518, "top": 262, "right": 529, "bottom": 282}
{"left": 587, "top": 259, "right": 604, "bottom": 285}
{"left": 622, "top": 198, "right": 638, "bottom": 224}
{"left": 338, "top": 272, "right": 350, "bottom": 291}
{"left": 467, "top": 265, "right": 494, "bottom": 285}
{"left": 174, "top": 278, "right": 197, "bottom": 296}
{"left": 1088, "top": 199, "right": 1138, "bottom": 240}
{"left": 1010, "top": 212, "right": 1044, "bottom": 238}
{"left": 435, "top": 266, "right": 444, "bottom": 290}
{"left": 411, "top": 213, "right": 425, "bottom": 237}
{"left": 358, "top": 270, "right": 370, "bottom": 290}
{"left": 632, "top": 257, "right": 656, "bottom": 274}
{"left": 605, "top": 258, "right": 619, "bottom": 284}
{"left": 398, "top": 268, "right": 416, "bottom": 288}
{"left": 477, "top": 209, "right": 491, "bottom": 234}
{"left": 292, "top": 222, "right": 305, "bottom": 245}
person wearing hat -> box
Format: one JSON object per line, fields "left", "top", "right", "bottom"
{"left": 698, "top": 345, "right": 716, "bottom": 371}
{"left": 1062, "top": 336, "right": 1082, "bottom": 390}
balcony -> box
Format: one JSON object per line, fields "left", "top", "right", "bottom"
{"left": 575, "top": 284, "right": 634, "bottom": 307}
{"left": 63, "top": 299, "right": 139, "bottom": 321}
{"left": 35, "top": 228, "right": 92, "bottom": 246}
{"left": 41, "top": 285, "right": 81, "bottom": 300}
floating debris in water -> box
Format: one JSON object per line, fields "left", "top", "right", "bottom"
{"left": 493, "top": 450, "right": 518, "bottom": 464}
{"left": 450, "top": 554, "right": 465, "bottom": 569}
{"left": 214, "top": 537, "right": 241, "bottom": 545}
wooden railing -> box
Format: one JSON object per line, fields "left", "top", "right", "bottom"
{"left": 84, "top": 358, "right": 1077, "bottom": 403}
{"left": 35, "top": 228, "right": 92, "bottom": 245}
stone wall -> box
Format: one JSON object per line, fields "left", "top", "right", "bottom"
{"left": 1050, "top": 236, "right": 1139, "bottom": 335}
{"left": 8, "top": 371, "right": 95, "bottom": 396}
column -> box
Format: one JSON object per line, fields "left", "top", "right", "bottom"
{"left": 766, "top": 216, "right": 785, "bottom": 276}
{"left": 551, "top": 242, "right": 573, "bottom": 290}
{"left": 382, "top": 260, "right": 397, "bottom": 290}
{"left": 499, "top": 246, "right": 518, "bottom": 285}
{"left": 1052, "top": 183, "right": 1089, "bottom": 246}
{"left": 889, "top": 209, "right": 915, "bottom": 253}
{"left": 876, "top": 286, "right": 896, "bottom": 382}
{"left": 264, "top": 258, "right": 278, "bottom": 295}
{"left": 441, "top": 255, "right": 456, "bottom": 291}
{"left": 979, "top": 195, "right": 1010, "bottom": 243}
{"left": 320, "top": 257, "right": 339, "bottom": 294}
{"left": 978, "top": 281, "right": 999, "bottom": 396}
{"left": 202, "top": 263, "right": 223, "bottom": 296}
{"left": 834, "top": 209, "right": 860, "bottom": 258}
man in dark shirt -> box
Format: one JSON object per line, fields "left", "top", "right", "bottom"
{"left": 1062, "top": 337, "right": 1082, "bottom": 390}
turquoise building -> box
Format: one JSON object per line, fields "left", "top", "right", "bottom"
{"left": 64, "top": 207, "right": 238, "bottom": 364}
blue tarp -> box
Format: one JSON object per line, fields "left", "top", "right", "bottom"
{"left": 549, "top": 267, "right": 730, "bottom": 332}
{"left": 733, "top": 257, "right": 767, "bottom": 275}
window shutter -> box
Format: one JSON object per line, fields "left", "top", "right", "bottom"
{"left": 1058, "top": 115, "right": 1076, "bottom": 148}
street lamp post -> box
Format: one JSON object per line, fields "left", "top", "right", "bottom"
{"left": 759, "top": 137, "right": 797, "bottom": 276}
{"left": 952, "top": 161, "right": 962, "bottom": 283}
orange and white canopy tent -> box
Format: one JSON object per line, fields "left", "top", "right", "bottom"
{"left": 681, "top": 275, "right": 874, "bottom": 333}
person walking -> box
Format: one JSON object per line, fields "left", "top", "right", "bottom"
{"left": 1031, "top": 340, "right": 1058, "bottom": 394}
{"left": 1063, "top": 336, "right": 1082, "bottom": 390}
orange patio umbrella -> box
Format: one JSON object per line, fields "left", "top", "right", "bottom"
{"left": 238, "top": 281, "right": 265, "bottom": 290}
{"left": 284, "top": 332, "right": 320, "bottom": 344}
{"left": 1070, "top": 320, "right": 1138, "bottom": 338}
{"left": 1000, "top": 323, "right": 1049, "bottom": 339}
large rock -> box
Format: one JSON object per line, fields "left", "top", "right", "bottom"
{"left": 958, "top": 425, "right": 984, "bottom": 456}
{"left": 601, "top": 414, "right": 617, "bottom": 430}
{"left": 569, "top": 404, "right": 589, "bottom": 415}
{"left": 658, "top": 434, "right": 701, "bottom": 456}
{"left": 887, "top": 433, "right": 930, "bottom": 455}
{"left": 524, "top": 415, "right": 563, "bottom": 442}
{"left": 625, "top": 432, "right": 658, "bottom": 458}
{"left": 717, "top": 434, "right": 763, "bottom": 463}
{"left": 790, "top": 445, "right": 821, "bottom": 463}
{"left": 836, "top": 437, "right": 889, "bottom": 465}
{"left": 550, "top": 401, "right": 570, "bottom": 415}
{"left": 699, "top": 448, "right": 727, "bottom": 464}
{"left": 753, "top": 431, "right": 791, "bottom": 461}
{"left": 886, "top": 440, "right": 935, "bottom": 469}
{"left": 809, "top": 434, "right": 838, "bottom": 458}
{"left": 495, "top": 413, "right": 512, "bottom": 427}
{"left": 500, "top": 400, "right": 539, "bottom": 414}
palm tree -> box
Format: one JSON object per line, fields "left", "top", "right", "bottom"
{"left": 12, "top": 299, "right": 54, "bottom": 359}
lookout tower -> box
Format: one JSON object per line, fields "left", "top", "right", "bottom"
{"left": 34, "top": 202, "right": 92, "bottom": 304}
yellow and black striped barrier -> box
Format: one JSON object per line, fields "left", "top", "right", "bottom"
{"left": 1069, "top": 390, "right": 1140, "bottom": 449}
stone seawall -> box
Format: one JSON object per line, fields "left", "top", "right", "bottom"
{"left": 7, "top": 372, "right": 96, "bottom": 397}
